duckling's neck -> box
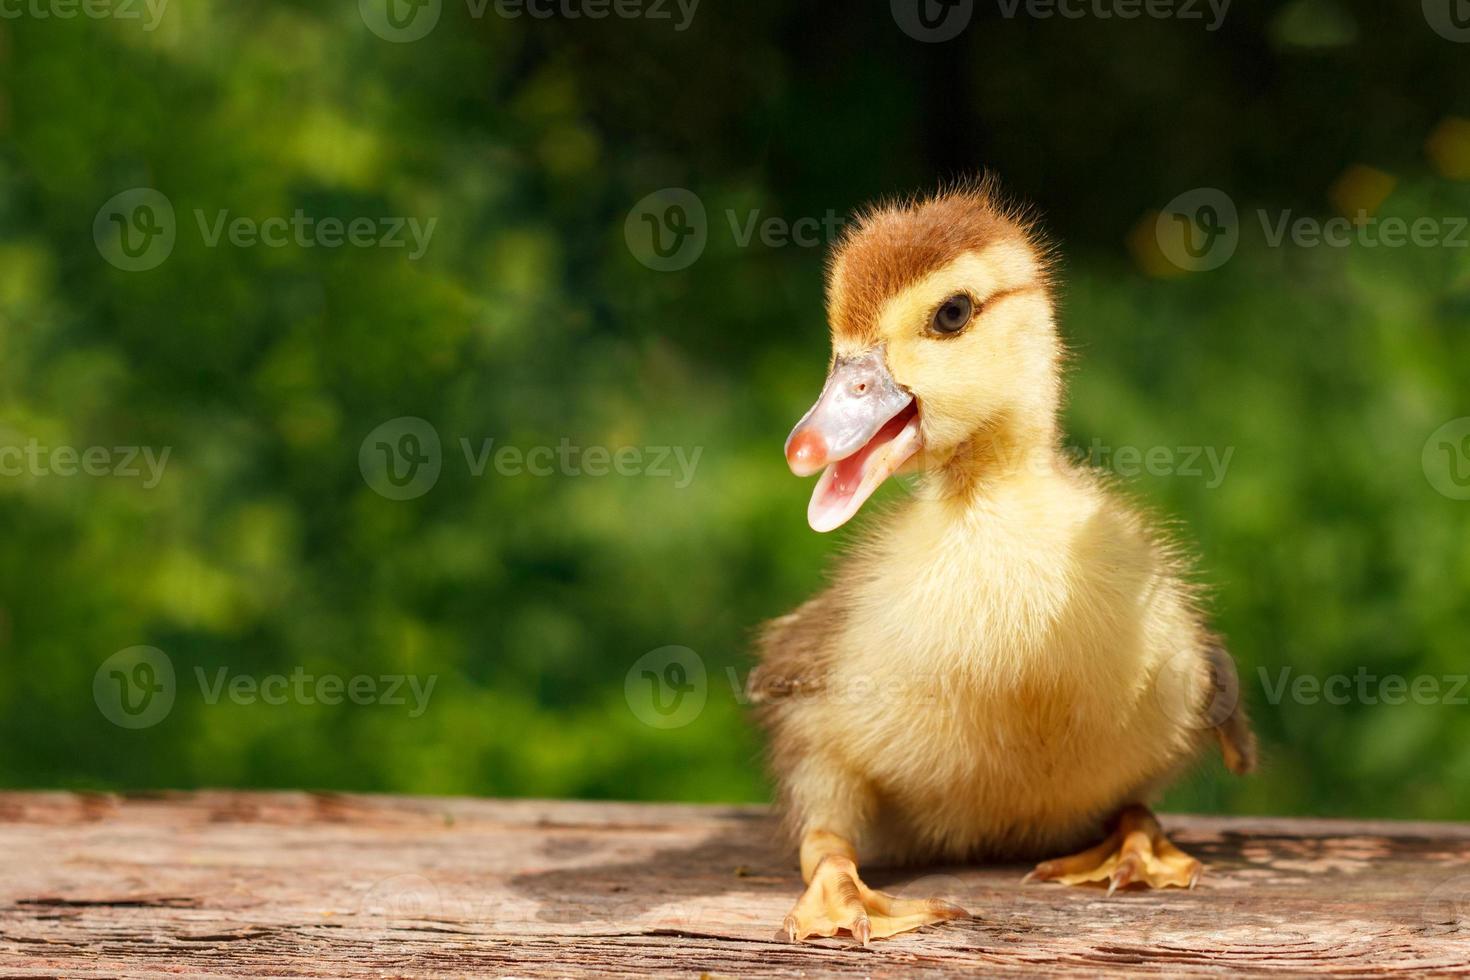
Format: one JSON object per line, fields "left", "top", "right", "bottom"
{"left": 925, "top": 412, "right": 1063, "bottom": 507}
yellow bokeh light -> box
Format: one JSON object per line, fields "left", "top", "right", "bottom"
{"left": 1126, "top": 211, "right": 1187, "bottom": 279}
{"left": 1426, "top": 117, "right": 1470, "bottom": 181}
{"left": 1327, "top": 164, "right": 1396, "bottom": 223}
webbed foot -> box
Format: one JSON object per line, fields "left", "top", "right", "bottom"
{"left": 1025, "top": 805, "right": 1202, "bottom": 893}
{"left": 782, "top": 852, "right": 968, "bottom": 945}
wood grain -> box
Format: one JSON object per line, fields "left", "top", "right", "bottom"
{"left": 1, "top": 792, "right": 1468, "bottom": 977}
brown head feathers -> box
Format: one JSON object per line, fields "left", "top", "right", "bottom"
{"left": 825, "top": 177, "right": 1054, "bottom": 346}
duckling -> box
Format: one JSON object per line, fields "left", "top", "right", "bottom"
{"left": 748, "top": 179, "right": 1256, "bottom": 945}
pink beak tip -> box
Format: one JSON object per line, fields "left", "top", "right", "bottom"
{"left": 785, "top": 429, "right": 828, "bottom": 476}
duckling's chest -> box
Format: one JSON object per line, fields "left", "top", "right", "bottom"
{"left": 838, "top": 501, "right": 1093, "bottom": 686}
{"left": 824, "top": 501, "right": 1174, "bottom": 854}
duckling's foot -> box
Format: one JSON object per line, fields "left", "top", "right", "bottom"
{"left": 781, "top": 854, "right": 969, "bottom": 945}
{"left": 1024, "top": 805, "right": 1202, "bottom": 894}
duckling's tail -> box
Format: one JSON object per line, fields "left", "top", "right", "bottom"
{"left": 1204, "top": 638, "right": 1258, "bottom": 775}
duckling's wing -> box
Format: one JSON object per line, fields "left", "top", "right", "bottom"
{"left": 1202, "top": 635, "right": 1257, "bottom": 775}
{"left": 746, "top": 592, "right": 843, "bottom": 705}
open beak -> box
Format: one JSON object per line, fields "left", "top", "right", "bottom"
{"left": 784, "top": 347, "right": 922, "bottom": 532}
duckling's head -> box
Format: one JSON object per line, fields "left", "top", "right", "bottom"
{"left": 785, "top": 180, "right": 1061, "bottom": 531}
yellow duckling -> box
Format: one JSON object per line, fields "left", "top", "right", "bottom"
{"left": 749, "top": 179, "right": 1255, "bottom": 945}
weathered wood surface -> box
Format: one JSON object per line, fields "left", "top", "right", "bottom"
{"left": 1, "top": 792, "right": 1468, "bottom": 977}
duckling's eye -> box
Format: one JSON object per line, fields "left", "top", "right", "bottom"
{"left": 931, "top": 294, "right": 973, "bottom": 335}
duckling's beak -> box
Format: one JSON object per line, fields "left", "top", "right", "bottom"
{"left": 785, "top": 348, "right": 922, "bottom": 532}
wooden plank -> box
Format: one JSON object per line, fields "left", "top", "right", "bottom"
{"left": 1, "top": 791, "right": 1468, "bottom": 977}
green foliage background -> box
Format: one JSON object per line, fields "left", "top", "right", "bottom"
{"left": 1, "top": 0, "right": 1468, "bottom": 819}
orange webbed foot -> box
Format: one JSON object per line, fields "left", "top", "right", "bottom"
{"left": 1024, "top": 805, "right": 1202, "bottom": 894}
{"left": 782, "top": 854, "right": 969, "bottom": 945}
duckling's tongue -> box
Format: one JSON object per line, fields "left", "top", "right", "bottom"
{"left": 807, "top": 401, "right": 921, "bottom": 532}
